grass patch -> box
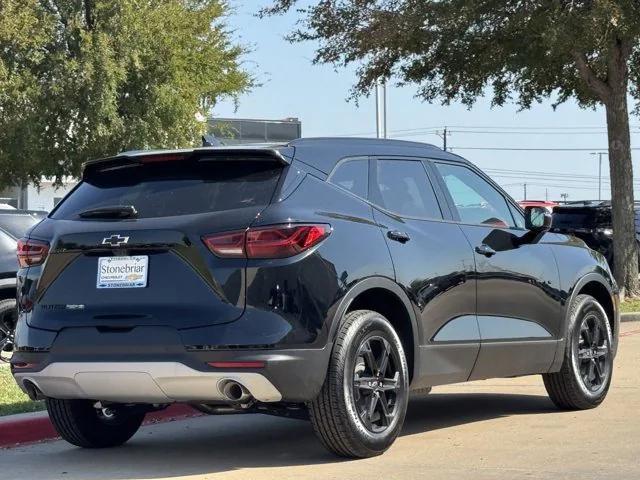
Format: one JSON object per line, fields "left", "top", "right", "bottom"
{"left": 0, "top": 364, "right": 44, "bottom": 416}
{"left": 620, "top": 298, "right": 640, "bottom": 313}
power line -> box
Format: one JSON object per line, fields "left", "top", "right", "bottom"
{"left": 483, "top": 168, "right": 640, "bottom": 183}
{"left": 447, "top": 130, "right": 627, "bottom": 135}
{"left": 442, "top": 124, "right": 639, "bottom": 130}
{"left": 332, "top": 123, "right": 640, "bottom": 138}
{"left": 499, "top": 182, "right": 609, "bottom": 191}
{"left": 449, "top": 146, "right": 640, "bottom": 151}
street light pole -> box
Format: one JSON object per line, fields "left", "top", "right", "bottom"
{"left": 598, "top": 152, "right": 602, "bottom": 201}
{"left": 590, "top": 152, "right": 608, "bottom": 201}
{"left": 375, "top": 81, "right": 387, "bottom": 139}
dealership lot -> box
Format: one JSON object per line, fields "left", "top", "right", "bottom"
{"left": 3, "top": 320, "right": 639, "bottom": 480}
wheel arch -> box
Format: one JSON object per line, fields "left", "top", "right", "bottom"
{"left": 329, "top": 277, "right": 420, "bottom": 382}
{"left": 550, "top": 272, "right": 619, "bottom": 372}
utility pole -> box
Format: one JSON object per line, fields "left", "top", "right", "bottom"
{"left": 590, "top": 152, "right": 608, "bottom": 201}
{"left": 560, "top": 193, "right": 569, "bottom": 203}
{"left": 523, "top": 183, "right": 527, "bottom": 201}
{"left": 375, "top": 81, "right": 387, "bottom": 139}
{"left": 545, "top": 188, "right": 548, "bottom": 201}
{"left": 437, "top": 126, "right": 449, "bottom": 151}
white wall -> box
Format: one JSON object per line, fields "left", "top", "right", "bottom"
{"left": 26, "top": 178, "right": 77, "bottom": 212}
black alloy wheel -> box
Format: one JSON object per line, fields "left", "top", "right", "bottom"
{"left": 575, "top": 311, "right": 611, "bottom": 393}
{"left": 352, "top": 336, "right": 402, "bottom": 433}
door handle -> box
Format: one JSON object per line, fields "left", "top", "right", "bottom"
{"left": 387, "top": 230, "right": 411, "bottom": 244}
{"left": 475, "top": 244, "right": 496, "bottom": 257}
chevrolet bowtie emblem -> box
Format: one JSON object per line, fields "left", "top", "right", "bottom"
{"left": 102, "top": 234, "right": 130, "bottom": 247}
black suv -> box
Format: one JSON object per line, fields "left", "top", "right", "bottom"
{"left": 552, "top": 201, "right": 640, "bottom": 273}
{"left": 11, "top": 139, "right": 619, "bottom": 458}
{"left": 0, "top": 210, "right": 43, "bottom": 355}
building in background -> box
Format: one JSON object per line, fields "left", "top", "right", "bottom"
{"left": 0, "top": 178, "right": 76, "bottom": 213}
{"left": 209, "top": 117, "right": 302, "bottom": 145}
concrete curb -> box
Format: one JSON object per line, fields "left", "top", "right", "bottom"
{"left": 621, "top": 312, "right": 640, "bottom": 323}
{"left": 0, "top": 403, "right": 201, "bottom": 449}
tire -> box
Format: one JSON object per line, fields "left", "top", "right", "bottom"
{"left": 46, "top": 398, "right": 145, "bottom": 448}
{"left": 0, "top": 298, "right": 17, "bottom": 355}
{"left": 542, "top": 294, "right": 613, "bottom": 410}
{"left": 308, "top": 310, "right": 409, "bottom": 458}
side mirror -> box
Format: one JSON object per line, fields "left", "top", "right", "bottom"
{"left": 524, "top": 206, "right": 552, "bottom": 232}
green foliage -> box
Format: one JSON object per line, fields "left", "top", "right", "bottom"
{"left": 0, "top": 365, "right": 44, "bottom": 416}
{"left": 0, "top": 0, "right": 251, "bottom": 188}
{"left": 262, "top": 1, "right": 640, "bottom": 107}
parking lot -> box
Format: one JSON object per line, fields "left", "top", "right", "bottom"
{"left": 1, "top": 320, "right": 638, "bottom": 480}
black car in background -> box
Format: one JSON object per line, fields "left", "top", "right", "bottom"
{"left": 0, "top": 210, "right": 44, "bottom": 355}
{"left": 552, "top": 201, "right": 640, "bottom": 272}
{"left": 11, "top": 139, "right": 619, "bottom": 457}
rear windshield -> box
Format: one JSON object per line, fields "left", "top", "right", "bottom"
{"left": 0, "top": 214, "right": 39, "bottom": 238}
{"left": 52, "top": 160, "right": 282, "bottom": 219}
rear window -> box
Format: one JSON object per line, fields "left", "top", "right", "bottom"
{"left": 0, "top": 214, "right": 39, "bottom": 238}
{"left": 52, "top": 160, "right": 282, "bottom": 219}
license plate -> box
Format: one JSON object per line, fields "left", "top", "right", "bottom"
{"left": 97, "top": 256, "right": 148, "bottom": 289}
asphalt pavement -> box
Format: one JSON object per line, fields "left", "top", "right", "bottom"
{"left": 2, "top": 321, "right": 639, "bottom": 480}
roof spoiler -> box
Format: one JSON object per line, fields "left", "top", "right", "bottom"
{"left": 82, "top": 146, "right": 292, "bottom": 180}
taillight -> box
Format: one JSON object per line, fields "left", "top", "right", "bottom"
{"left": 17, "top": 238, "right": 50, "bottom": 268}
{"left": 202, "top": 231, "right": 246, "bottom": 258}
{"left": 203, "top": 224, "right": 331, "bottom": 259}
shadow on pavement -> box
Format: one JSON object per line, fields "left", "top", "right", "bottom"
{"left": 10, "top": 392, "right": 557, "bottom": 479}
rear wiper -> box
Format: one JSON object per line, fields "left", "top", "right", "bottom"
{"left": 78, "top": 205, "right": 138, "bottom": 219}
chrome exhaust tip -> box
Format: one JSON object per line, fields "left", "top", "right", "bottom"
{"left": 22, "top": 379, "right": 44, "bottom": 401}
{"left": 219, "top": 380, "right": 252, "bottom": 403}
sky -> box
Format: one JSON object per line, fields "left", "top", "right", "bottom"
{"left": 214, "top": 1, "right": 640, "bottom": 202}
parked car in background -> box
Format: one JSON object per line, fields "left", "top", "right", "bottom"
{"left": 519, "top": 200, "right": 557, "bottom": 213}
{"left": 0, "top": 209, "right": 44, "bottom": 356}
{"left": 551, "top": 201, "right": 640, "bottom": 273}
{"left": 11, "top": 139, "right": 619, "bottom": 458}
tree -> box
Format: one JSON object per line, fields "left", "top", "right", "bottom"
{"left": 263, "top": 0, "right": 640, "bottom": 296}
{"left": 0, "top": 0, "right": 251, "bottom": 187}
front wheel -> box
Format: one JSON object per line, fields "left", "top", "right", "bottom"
{"left": 542, "top": 294, "right": 613, "bottom": 410}
{"left": 46, "top": 398, "right": 145, "bottom": 448}
{"left": 308, "top": 310, "right": 409, "bottom": 458}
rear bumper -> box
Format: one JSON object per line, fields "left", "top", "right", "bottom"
{"left": 11, "top": 325, "right": 331, "bottom": 404}
{"left": 13, "top": 362, "right": 282, "bottom": 403}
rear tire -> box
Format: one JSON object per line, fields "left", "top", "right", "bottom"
{"left": 46, "top": 399, "right": 145, "bottom": 448}
{"left": 308, "top": 310, "right": 409, "bottom": 458}
{"left": 542, "top": 294, "right": 613, "bottom": 410}
{"left": 0, "top": 298, "right": 17, "bottom": 358}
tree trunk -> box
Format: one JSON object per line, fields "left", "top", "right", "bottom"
{"left": 605, "top": 88, "right": 639, "bottom": 297}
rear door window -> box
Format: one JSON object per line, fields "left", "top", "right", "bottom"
{"left": 329, "top": 159, "right": 368, "bottom": 199}
{"left": 52, "top": 160, "right": 283, "bottom": 219}
{"left": 371, "top": 159, "right": 442, "bottom": 219}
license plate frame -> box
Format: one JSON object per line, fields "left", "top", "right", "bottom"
{"left": 97, "top": 255, "right": 149, "bottom": 289}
